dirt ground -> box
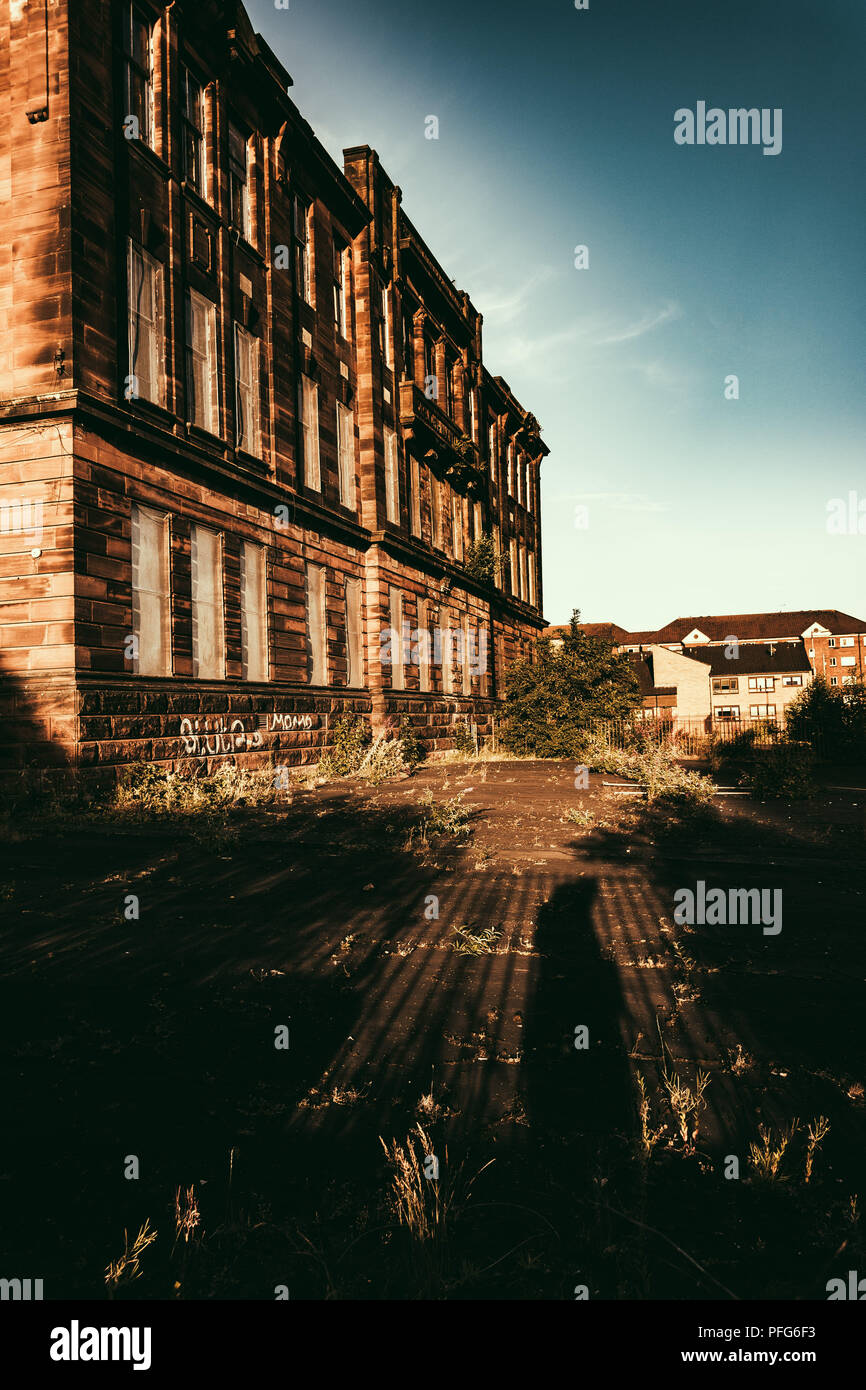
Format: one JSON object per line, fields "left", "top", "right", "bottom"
{"left": 1, "top": 759, "right": 864, "bottom": 1300}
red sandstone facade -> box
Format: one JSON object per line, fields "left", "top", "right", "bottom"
{"left": 0, "top": 0, "right": 547, "bottom": 777}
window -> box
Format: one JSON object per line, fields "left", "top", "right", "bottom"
{"left": 519, "top": 541, "right": 527, "bottom": 600}
{"left": 127, "top": 241, "right": 164, "bottom": 406}
{"left": 293, "top": 195, "right": 312, "bottom": 304}
{"left": 384, "top": 427, "right": 400, "bottom": 524}
{"left": 430, "top": 473, "right": 442, "bottom": 549}
{"left": 379, "top": 284, "right": 393, "bottom": 368}
{"left": 829, "top": 657, "right": 837, "bottom": 667}
{"left": 782, "top": 675, "right": 803, "bottom": 687}
{"left": 831, "top": 676, "right": 838, "bottom": 686}
{"left": 423, "top": 335, "right": 436, "bottom": 396}
{"left": 841, "top": 656, "right": 856, "bottom": 667}
{"left": 516, "top": 451, "right": 523, "bottom": 506}
{"left": 345, "top": 577, "right": 363, "bottom": 688}
{"left": 336, "top": 402, "right": 355, "bottom": 509}
{"left": 131, "top": 504, "right": 170, "bottom": 675}
{"left": 528, "top": 550, "right": 536, "bottom": 607}
{"left": 333, "top": 237, "right": 348, "bottom": 337}
{"left": 191, "top": 525, "right": 225, "bottom": 679}
{"left": 442, "top": 611, "right": 454, "bottom": 694}
{"left": 750, "top": 704, "right": 776, "bottom": 719}
{"left": 509, "top": 537, "right": 518, "bottom": 594}
{"left": 452, "top": 494, "right": 464, "bottom": 562}
{"left": 462, "top": 615, "right": 471, "bottom": 695}
{"left": 306, "top": 563, "right": 326, "bottom": 685}
{"left": 468, "top": 388, "right": 476, "bottom": 442}
{"left": 181, "top": 67, "right": 205, "bottom": 195}
{"left": 240, "top": 541, "right": 267, "bottom": 681}
{"left": 715, "top": 706, "right": 740, "bottom": 721}
{"left": 229, "top": 123, "right": 251, "bottom": 240}
{"left": 828, "top": 638, "right": 836, "bottom": 648}
{"left": 299, "top": 375, "right": 320, "bottom": 490}
{"left": 507, "top": 442, "right": 515, "bottom": 496}
{"left": 488, "top": 420, "right": 497, "bottom": 478}
{"left": 417, "top": 598, "right": 430, "bottom": 692}
{"left": 234, "top": 326, "right": 260, "bottom": 457}
{"left": 839, "top": 636, "right": 854, "bottom": 647}
{"left": 389, "top": 588, "right": 404, "bottom": 690}
{"left": 122, "top": 4, "right": 154, "bottom": 148}
{"left": 748, "top": 676, "right": 775, "bottom": 691}
{"left": 409, "top": 455, "right": 421, "bottom": 537}
{"left": 185, "top": 289, "right": 218, "bottom": 433}
{"left": 402, "top": 306, "right": 415, "bottom": 379}
{"left": 713, "top": 677, "right": 739, "bottom": 693}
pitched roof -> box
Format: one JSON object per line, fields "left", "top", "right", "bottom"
{"left": 654, "top": 610, "right": 866, "bottom": 643}
{"left": 627, "top": 651, "right": 676, "bottom": 697}
{"left": 683, "top": 642, "right": 813, "bottom": 677}
{"left": 543, "top": 622, "right": 629, "bottom": 642}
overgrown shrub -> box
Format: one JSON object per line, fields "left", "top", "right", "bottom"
{"left": 397, "top": 717, "right": 426, "bottom": 769}
{"left": 748, "top": 742, "right": 816, "bottom": 800}
{"left": 452, "top": 721, "right": 476, "bottom": 756}
{"left": 786, "top": 676, "right": 866, "bottom": 761}
{"left": 502, "top": 611, "right": 640, "bottom": 757}
{"left": 318, "top": 714, "right": 373, "bottom": 778}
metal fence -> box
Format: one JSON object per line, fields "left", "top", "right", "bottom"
{"left": 587, "top": 715, "right": 788, "bottom": 759}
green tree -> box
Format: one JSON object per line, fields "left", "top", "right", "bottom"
{"left": 786, "top": 675, "right": 866, "bottom": 759}
{"left": 502, "top": 611, "right": 640, "bottom": 756}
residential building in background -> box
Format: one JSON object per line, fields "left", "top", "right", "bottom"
{"left": 0, "top": 0, "right": 547, "bottom": 776}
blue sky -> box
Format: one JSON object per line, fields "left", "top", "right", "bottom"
{"left": 248, "top": 0, "right": 866, "bottom": 629}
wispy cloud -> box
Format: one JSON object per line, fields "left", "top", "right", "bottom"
{"left": 596, "top": 302, "right": 682, "bottom": 345}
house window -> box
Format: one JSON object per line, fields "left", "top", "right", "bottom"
{"left": 402, "top": 306, "right": 415, "bottom": 379}
{"left": 831, "top": 676, "right": 838, "bottom": 686}
{"left": 430, "top": 473, "right": 442, "bottom": 549}
{"left": 122, "top": 4, "right": 154, "bottom": 148}
{"left": 462, "top": 615, "right": 471, "bottom": 695}
{"left": 127, "top": 241, "right": 164, "bottom": 406}
{"left": 409, "top": 455, "right": 421, "bottom": 537}
{"left": 293, "top": 195, "right": 312, "bottom": 304}
{"left": 748, "top": 676, "right": 775, "bottom": 691}
{"left": 181, "top": 67, "right": 205, "bottom": 195}
{"left": 839, "top": 637, "right": 854, "bottom": 647}
{"left": 468, "top": 388, "right": 476, "bottom": 442}
{"left": 389, "top": 588, "right": 404, "bottom": 691}
{"left": 185, "top": 289, "right": 218, "bottom": 433}
{"left": 519, "top": 541, "right": 527, "bottom": 600}
{"left": 452, "top": 494, "right": 464, "bottom": 562}
{"left": 829, "top": 657, "right": 837, "bottom": 667}
{"left": 336, "top": 401, "right": 355, "bottom": 509}
{"left": 423, "top": 336, "right": 436, "bottom": 396}
{"left": 299, "top": 375, "right": 320, "bottom": 490}
{"left": 713, "top": 677, "right": 739, "bottom": 693}
{"left": 240, "top": 541, "right": 268, "bottom": 681}
{"left": 750, "top": 704, "right": 776, "bottom": 719}
{"left": 507, "top": 442, "right": 515, "bottom": 496}
{"left": 306, "top": 563, "right": 326, "bottom": 686}
{"left": 333, "top": 237, "right": 348, "bottom": 338}
{"left": 442, "top": 611, "right": 454, "bottom": 694}
{"left": 715, "top": 706, "right": 740, "bottom": 721}
{"left": 488, "top": 420, "right": 497, "bottom": 478}
{"left": 228, "top": 123, "right": 251, "bottom": 241}
{"left": 828, "top": 638, "right": 836, "bottom": 648}
{"left": 509, "top": 537, "right": 518, "bottom": 594}
{"left": 417, "top": 598, "right": 430, "bottom": 692}
{"left": 516, "top": 451, "right": 523, "bottom": 506}
{"left": 345, "top": 578, "right": 363, "bottom": 688}
{"left": 782, "top": 675, "right": 803, "bottom": 686}
{"left": 384, "top": 427, "right": 400, "bottom": 524}
{"left": 191, "top": 525, "right": 225, "bottom": 679}
{"left": 131, "top": 504, "right": 170, "bottom": 676}
{"left": 528, "top": 550, "right": 536, "bottom": 607}
{"left": 381, "top": 284, "right": 393, "bottom": 368}
{"left": 234, "top": 325, "right": 260, "bottom": 457}
{"left": 841, "top": 656, "right": 856, "bottom": 666}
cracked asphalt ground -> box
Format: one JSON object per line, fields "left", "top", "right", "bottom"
{"left": 1, "top": 759, "right": 864, "bottom": 1298}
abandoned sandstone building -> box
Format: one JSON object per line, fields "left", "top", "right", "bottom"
{"left": 0, "top": 0, "right": 547, "bottom": 776}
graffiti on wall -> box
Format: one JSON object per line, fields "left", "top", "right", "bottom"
{"left": 179, "top": 712, "right": 320, "bottom": 759}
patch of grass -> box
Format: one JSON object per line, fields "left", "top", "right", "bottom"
{"left": 416, "top": 790, "right": 473, "bottom": 841}
{"left": 104, "top": 1219, "right": 158, "bottom": 1293}
{"left": 564, "top": 806, "right": 594, "bottom": 827}
{"left": 749, "top": 1120, "right": 799, "bottom": 1183}
{"left": 449, "top": 923, "right": 501, "bottom": 955}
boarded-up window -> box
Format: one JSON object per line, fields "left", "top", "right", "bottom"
{"left": 384, "top": 427, "right": 400, "bottom": 524}
{"left": 127, "top": 241, "right": 164, "bottom": 406}
{"left": 306, "top": 563, "right": 326, "bottom": 686}
{"left": 410, "top": 455, "right": 421, "bottom": 537}
{"left": 452, "top": 494, "right": 464, "bottom": 561}
{"left": 235, "top": 325, "right": 261, "bottom": 457}
{"left": 430, "top": 473, "right": 441, "bottom": 549}
{"left": 186, "top": 289, "right": 218, "bottom": 433}
{"left": 299, "top": 375, "right": 320, "bottom": 490}
{"left": 131, "top": 504, "right": 170, "bottom": 676}
{"left": 240, "top": 541, "right": 267, "bottom": 681}
{"left": 417, "top": 597, "right": 430, "bottom": 693}
{"left": 336, "top": 401, "right": 355, "bottom": 509}
{"left": 389, "top": 587, "right": 404, "bottom": 691}
{"left": 345, "top": 577, "right": 363, "bottom": 688}
{"left": 191, "top": 524, "right": 225, "bottom": 679}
